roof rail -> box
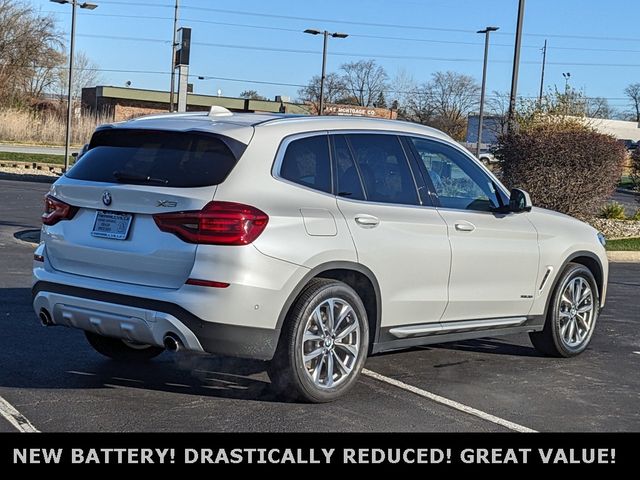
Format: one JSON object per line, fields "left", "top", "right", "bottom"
{"left": 209, "top": 106, "right": 233, "bottom": 117}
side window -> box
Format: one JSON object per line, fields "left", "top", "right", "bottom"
{"left": 280, "top": 135, "right": 332, "bottom": 193}
{"left": 410, "top": 137, "right": 506, "bottom": 212}
{"left": 346, "top": 134, "right": 419, "bottom": 205}
{"left": 332, "top": 135, "right": 365, "bottom": 200}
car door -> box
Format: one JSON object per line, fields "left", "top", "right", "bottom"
{"left": 407, "top": 136, "right": 539, "bottom": 322}
{"left": 332, "top": 132, "right": 451, "bottom": 330}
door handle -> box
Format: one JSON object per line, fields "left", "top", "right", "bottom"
{"left": 355, "top": 214, "right": 380, "bottom": 228}
{"left": 454, "top": 222, "right": 475, "bottom": 232}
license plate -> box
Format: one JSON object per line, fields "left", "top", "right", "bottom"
{"left": 91, "top": 211, "right": 132, "bottom": 240}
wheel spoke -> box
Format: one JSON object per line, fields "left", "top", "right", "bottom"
{"left": 312, "top": 355, "right": 325, "bottom": 382}
{"left": 332, "top": 351, "right": 350, "bottom": 376}
{"left": 304, "top": 347, "right": 324, "bottom": 364}
{"left": 577, "top": 288, "right": 591, "bottom": 308}
{"left": 326, "top": 299, "right": 336, "bottom": 331}
{"left": 566, "top": 319, "right": 576, "bottom": 343}
{"left": 561, "top": 294, "right": 573, "bottom": 305}
{"left": 313, "top": 308, "right": 327, "bottom": 336}
{"left": 325, "top": 353, "right": 334, "bottom": 388}
{"left": 336, "top": 321, "right": 357, "bottom": 341}
{"left": 303, "top": 331, "right": 323, "bottom": 343}
{"left": 577, "top": 303, "right": 593, "bottom": 314}
{"left": 334, "top": 304, "right": 353, "bottom": 333}
{"left": 559, "top": 310, "right": 571, "bottom": 319}
{"left": 560, "top": 319, "right": 570, "bottom": 337}
{"left": 335, "top": 342, "right": 358, "bottom": 359}
{"left": 571, "top": 279, "right": 580, "bottom": 305}
{"left": 576, "top": 313, "right": 590, "bottom": 332}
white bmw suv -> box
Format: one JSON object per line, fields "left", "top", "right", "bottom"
{"left": 33, "top": 109, "right": 608, "bottom": 402}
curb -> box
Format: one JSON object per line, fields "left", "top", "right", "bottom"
{"left": 607, "top": 251, "right": 640, "bottom": 263}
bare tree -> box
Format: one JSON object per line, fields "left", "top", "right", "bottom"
{"left": 239, "top": 89, "right": 266, "bottom": 100}
{"left": 586, "top": 96, "right": 615, "bottom": 119}
{"left": 403, "top": 83, "right": 436, "bottom": 125}
{"left": 340, "top": 59, "right": 388, "bottom": 107}
{"left": 624, "top": 83, "right": 640, "bottom": 122}
{"left": 404, "top": 71, "right": 479, "bottom": 140}
{"left": 297, "top": 72, "right": 347, "bottom": 111}
{"left": 0, "top": 0, "right": 62, "bottom": 105}
{"left": 55, "top": 51, "right": 103, "bottom": 100}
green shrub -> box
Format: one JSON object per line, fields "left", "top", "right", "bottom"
{"left": 632, "top": 209, "right": 640, "bottom": 221}
{"left": 600, "top": 202, "right": 626, "bottom": 220}
{"left": 495, "top": 119, "right": 627, "bottom": 217}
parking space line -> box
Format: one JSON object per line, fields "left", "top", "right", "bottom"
{"left": 0, "top": 396, "right": 39, "bottom": 433}
{"left": 362, "top": 369, "right": 537, "bottom": 433}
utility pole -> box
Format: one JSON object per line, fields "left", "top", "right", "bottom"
{"left": 507, "top": 0, "right": 526, "bottom": 132}
{"left": 169, "top": 0, "right": 179, "bottom": 112}
{"left": 538, "top": 39, "right": 547, "bottom": 105}
{"left": 476, "top": 26, "right": 499, "bottom": 158}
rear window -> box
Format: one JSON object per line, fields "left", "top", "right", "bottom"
{"left": 66, "top": 129, "right": 245, "bottom": 187}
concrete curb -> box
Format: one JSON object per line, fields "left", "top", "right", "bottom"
{"left": 0, "top": 161, "right": 64, "bottom": 172}
{"left": 607, "top": 251, "right": 640, "bottom": 263}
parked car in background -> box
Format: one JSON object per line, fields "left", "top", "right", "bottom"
{"left": 33, "top": 109, "right": 608, "bottom": 402}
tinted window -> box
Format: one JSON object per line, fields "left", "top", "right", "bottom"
{"left": 410, "top": 137, "right": 507, "bottom": 211}
{"left": 67, "top": 129, "right": 242, "bottom": 188}
{"left": 280, "top": 135, "right": 332, "bottom": 193}
{"left": 346, "top": 134, "right": 419, "bottom": 205}
{"left": 332, "top": 135, "right": 365, "bottom": 200}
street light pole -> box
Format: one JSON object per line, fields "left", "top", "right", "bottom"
{"left": 304, "top": 29, "right": 348, "bottom": 115}
{"left": 507, "top": 0, "right": 526, "bottom": 132}
{"left": 319, "top": 30, "right": 328, "bottom": 116}
{"left": 476, "top": 26, "right": 499, "bottom": 158}
{"left": 50, "top": 0, "right": 98, "bottom": 173}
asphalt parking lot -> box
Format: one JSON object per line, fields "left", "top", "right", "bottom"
{"left": 0, "top": 178, "right": 639, "bottom": 432}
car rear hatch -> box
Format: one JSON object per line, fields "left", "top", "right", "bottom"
{"left": 43, "top": 124, "right": 252, "bottom": 289}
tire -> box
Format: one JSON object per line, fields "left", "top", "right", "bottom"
{"left": 85, "top": 331, "right": 164, "bottom": 361}
{"left": 267, "top": 278, "right": 369, "bottom": 403}
{"left": 529, "top": 262, "right": 599, "bottom": 357}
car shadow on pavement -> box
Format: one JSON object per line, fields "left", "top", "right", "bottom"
{"left": 0, "top": 287, "right": 287, "bottom": 403}
{"left": 427, "top": 338, "right": 544, "bottom": 357}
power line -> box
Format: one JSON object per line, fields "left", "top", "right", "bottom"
{"left": 91, "top": 1, "right": 640, "bottom": 43}
{"left": 48, "top": 10, "right": 640, "bottom": 56}
{"left": 73, "top": 33, "right": 640, "bottom": 68}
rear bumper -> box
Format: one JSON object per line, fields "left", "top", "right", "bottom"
{"left": 32, "top": 281, "right": 280, "bottom": 360}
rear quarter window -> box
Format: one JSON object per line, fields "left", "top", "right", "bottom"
{"left": 66, "top": 129, "right": 245, "bottom": 188}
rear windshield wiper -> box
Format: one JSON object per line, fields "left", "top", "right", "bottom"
{"left": 113, "top": 170, "right": 169, "bottom": 185}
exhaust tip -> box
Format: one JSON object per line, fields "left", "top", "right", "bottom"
{"left": 39, "top": 308, "right": 53, "bottom": 326}
{"left": 163, "top": 334, "right": 180, "bottom": 352}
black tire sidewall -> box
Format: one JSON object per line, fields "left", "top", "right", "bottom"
{"left": 549, "top": 264, "right": 599, "bottom": 357}
{"left": 287, "top": 281, "right": 369, "bottom": 403}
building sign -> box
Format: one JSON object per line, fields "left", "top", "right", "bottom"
{"left": 323, "top": 104, "right": 397, "bottom": 119}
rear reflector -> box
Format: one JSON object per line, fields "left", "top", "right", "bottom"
{"left": 153, "top": 201, "right": 268, "bottom": 245}
{"left": 185, "top": 278, "right": 230, "bottom": 288}
{"left": 42, "top": 195, "right": 78, "bottom": 226}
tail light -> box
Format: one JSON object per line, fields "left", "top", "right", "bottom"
{"left": 42, "top": 195, "right": 78, "bottom": 226}
{"left": 153, "top": 201, "right": 269, "bottom": 245}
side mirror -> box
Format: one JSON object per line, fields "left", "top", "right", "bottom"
{"left": 509, "top": 188, "right": 532, "bottom": 213}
